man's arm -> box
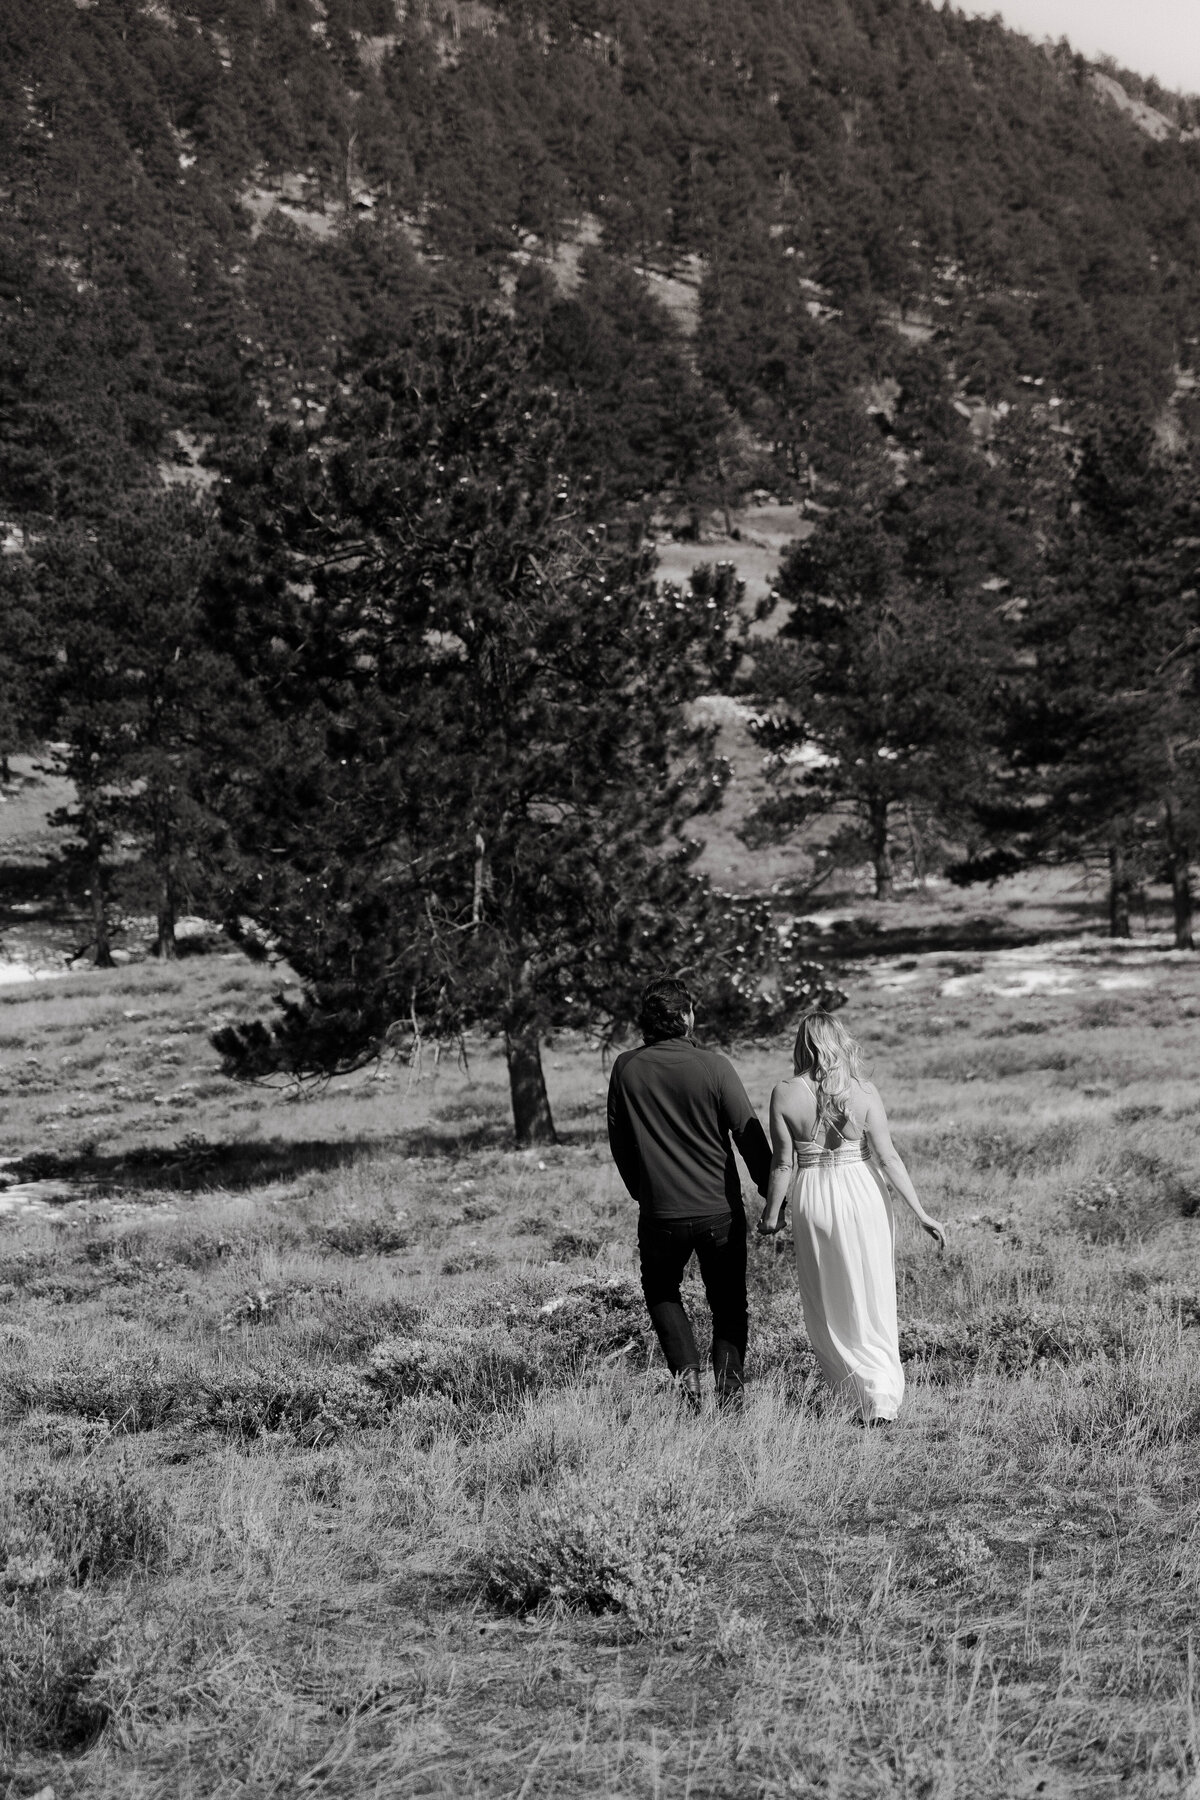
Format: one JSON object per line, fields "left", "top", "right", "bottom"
{"left": 716, "top": 1057, "right": 771, "bottom": 1197}
{"left": 606, "top": 1062, "right": 642, "bottom": 1201}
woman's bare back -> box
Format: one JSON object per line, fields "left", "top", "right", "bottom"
{"left": 773, "top": 1074, "right": 873, "bottom": 1151}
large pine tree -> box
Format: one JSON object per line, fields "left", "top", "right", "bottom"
{"left": 23, "top": 491, "right": 231, "bottom": 962}
{"left": 1008, "top": 422, "right": 1200, "bottom": 945}
{"left": 206, "top": 311, "right": 807, "bottom": 1142}
{"left": 744, "top": 355, "right": 1017, "bottom": 896}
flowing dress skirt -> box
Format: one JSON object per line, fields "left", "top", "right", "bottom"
{"left": 790, "top": 1146, "right": 904, "bottom": 1422}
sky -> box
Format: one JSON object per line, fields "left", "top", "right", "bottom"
{"left": 947, "top": 1, "right": 1200, "bottom": 96}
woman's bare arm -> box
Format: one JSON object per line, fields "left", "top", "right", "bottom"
{"left": 759, "top": 1083, "right": 797, "bottom": 1233}
{"left": 863, "top": 1084, "right": 946, "bottom": 1248}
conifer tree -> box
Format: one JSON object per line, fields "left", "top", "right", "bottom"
{"left": 206, "top": 311, "right": 822, "bottom": 1142}
{"left": 744, "top": 363, "right": 1016, "bottom": 897}
{"left": 1006, "top": 422, "right": 1200, "bottom": 945}
{"left": 518, "top": 249, "right": 741, "bottom": 527}
{"left": 0, "top": 553, "right": 43, "bottom": 785}
{"left": 28, "top": 492, "right": 229, "bottom": 962}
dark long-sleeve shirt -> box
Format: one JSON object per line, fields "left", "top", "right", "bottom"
{"left": 606, "top": 1037, "right": 771, "bottom": 1222}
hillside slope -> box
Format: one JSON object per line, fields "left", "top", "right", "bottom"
{"left": 3, "top": 0, "right": 1200, "bottom": 531}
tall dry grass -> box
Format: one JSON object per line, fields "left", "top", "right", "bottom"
{"left": 1, "top": 943, "right": 1199, "bottom": 1794}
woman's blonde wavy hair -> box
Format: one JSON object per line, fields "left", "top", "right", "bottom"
{"left": 792, "top": 1009, "right": 866, "bottom": 1133}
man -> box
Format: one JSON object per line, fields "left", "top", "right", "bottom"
{"left": 607, "top": 976, "right": 771, "bottom": 1410}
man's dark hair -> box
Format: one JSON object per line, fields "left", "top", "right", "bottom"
{"left": 639, "top": 977, "right": 692, "bottom": 1042}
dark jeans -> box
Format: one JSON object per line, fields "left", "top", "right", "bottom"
{"left": 638, "top": 1207, "right": 748, "bottom": 1392}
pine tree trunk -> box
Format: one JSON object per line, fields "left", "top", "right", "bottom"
{"left": 869, "top": 798, "right": 894, "bottom": 901}
{"left": 1163, "top": 799, "right": 1195, "bottom": 951}
{"left": 1169, "top": 856, "right": 1194, "bottom": 951}
{"left": 505, "top": 1025, "right": 557, "bottom": 1146}
{"left": 1108, "top": 841, "right": 1132, "bottom": 939}
{"left": 157, "top": 890, "right": 178, "bottom": 959}
{"left": 154, "top": 809, "right": 177, "bottom": 959}
{"left": 83, "top": 798, "right": 114, "bottom": 968}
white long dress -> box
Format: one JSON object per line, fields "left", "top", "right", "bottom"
{"left": 789, "top": 1137, "right": 904, "bottom": 1423}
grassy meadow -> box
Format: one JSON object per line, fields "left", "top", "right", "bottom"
{"left": 1, "top": 938, "right": 1200, "bottom": 1798}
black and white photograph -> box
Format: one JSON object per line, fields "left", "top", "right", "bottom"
{"left": 1, "top": 0, "right": 1199, "bottom": 1792}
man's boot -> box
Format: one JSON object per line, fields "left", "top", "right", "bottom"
{"left": 716, "top": 1377, "right": 745, "bottom": 1413}
{"left": 713, "top": 1343, "right": 745, "bottom": 1412}
{"left": 677, "top": 1366, "right": 702, "bottom": 1413}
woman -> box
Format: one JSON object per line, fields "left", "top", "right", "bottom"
{"left": 758, "top": 1010, "right": 945, "bottom": 1424}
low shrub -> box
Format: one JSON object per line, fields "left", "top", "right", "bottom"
{"left": 900, "top": 1304, "right": 1129, "bottom": 1379}
{"left": 966, "top": 1121, "right": 1085, "bottom": 1177}
{"left": 440, "top": 1248, "right": 499, "bottom": 1276}
{"left": 317, "top": 1211, "right": 411, "bottom": 1257}
{"left": 293, "top": 1454, "right": 344, "bottom": 1505}
{"left": 290, "top": 1292, "right": 422, "bottom": 1361}
{"left": 1079, "top": 999, "right": 1126, "bottom": 1029}
{"left": 150, "top": 1232, "right": 237, "bottom": 1270}
{"left": 2, "top": 1352, "right": 189, "bottom": 1433}
{"left": 503, "top": 1272, "right": 648, "bottom": 1364}
{"left": 1063, "top": 1158, "right": 1200, "bottom": 1242}
{"left": 366, "top": 1325, "right": 540, "bottom": 1415}
{"left": 0, "top": 1250, "right": 58, "bottom": 1289}
{"left": 0, "top": 1593, "right": 112, "bottom": 1756}
{"left": 204, "top": 1364, "right": 385, "bottom": 1443}
{"left": 484, "top": 1480, "right": 731, "bottom": 1638}
{"left": 547, "top": 1231, "right": 603, "bottom": 1262}
{"left": 11, "top": 1468, "right": 171, "bottom": 1584}
{"left": 903, "top": 1517, "right": 996, "bottom": 1592}
{"left": 365, "top": 1276, "right": 649, "bottom": 1416}
{"left": 1113, "top": 1102, "right": 1164, "bottom": 1125}
{"left": 16, "top": 1414, "right": 112, "bottom": 1461}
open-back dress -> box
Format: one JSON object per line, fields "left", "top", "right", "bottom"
{"left": 788, "top": 1081, "right": 904, "bottom": 1423}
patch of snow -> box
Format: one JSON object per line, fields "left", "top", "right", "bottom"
{"left": 0, "top": 961, "right": 70, "bottom": 988}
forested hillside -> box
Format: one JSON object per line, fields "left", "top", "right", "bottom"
{"left": 4, "top": 0, "right": 1200, "bottom": 520}
{"left": 2, "top": 0, "right": 1199, "bottom": 1126}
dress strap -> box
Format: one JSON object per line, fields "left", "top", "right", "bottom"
{"left": 795, "top": 1075, "right": 866, "bottom": 1152}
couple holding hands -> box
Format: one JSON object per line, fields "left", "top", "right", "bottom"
{"left": 606, "top": 978, "right": 946, "bottom": 1423}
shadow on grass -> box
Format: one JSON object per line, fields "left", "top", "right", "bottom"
{"left": 786, "top": 884, "right": 1185, "bottom": 960}
{"left": 11, "top": 1114, "right": 609, "bottom": 1199}
{"left": 400, "top": 1124, "right": 513, "bottom": 1158}
{"left": 10, "top": 1136, "right": 369, "bottom": 1196}
{"left": 401, "top": 1119, "right": 607, "bottom": 1156}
